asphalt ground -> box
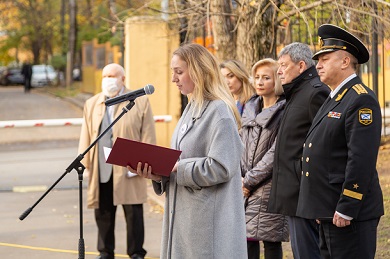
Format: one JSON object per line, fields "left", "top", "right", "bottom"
{"left": 0, "top": 86, "right": 165, "bottom": 259}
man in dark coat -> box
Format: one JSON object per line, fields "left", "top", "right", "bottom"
{"left": 296, "top": 24, "right": 384, "bottom": 259}
{"left": 268, "top": 42, "right": 329, "bottom": 259}
{"left": 21, "top": 61, "right": 33, "bottom": 93}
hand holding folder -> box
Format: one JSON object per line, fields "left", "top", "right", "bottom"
{"left": 106, "top": 137, "right": 181, "bottom": 177}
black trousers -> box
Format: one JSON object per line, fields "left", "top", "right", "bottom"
{"left": 247, "top": 240, "right": 283, "bottom": 259}
{"left": 288, "top": 216, "right": 320, "bottom": 259}
{"left": 24, "top": 78, "right": 31, "bottom": 93}
{"left": 95, "top": 176, "right": 146, "bottom": 259}
{"left": 319, "top": 218, "right": 380, "bottom": 259}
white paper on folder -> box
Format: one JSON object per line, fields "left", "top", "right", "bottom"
{"left": 104, "top": 146, "right": 137, "bottom": 178}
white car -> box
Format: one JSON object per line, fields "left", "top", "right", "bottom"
{"left": 31, "top": 65, "right": 58, "bottom": 87}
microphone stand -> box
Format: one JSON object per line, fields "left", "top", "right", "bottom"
{"left": 19, "top": 100, "right": 136, "bottom": 259}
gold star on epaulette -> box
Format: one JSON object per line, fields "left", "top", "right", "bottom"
{"left": 353, "top": 183, "right": 359, "bottom": 189}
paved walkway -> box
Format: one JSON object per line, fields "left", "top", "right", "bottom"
{"left": 0, "top": 86, "right": 166, "bottom": 209}
{"left": 0, "top": 86, "right": 165, "bottom": 259}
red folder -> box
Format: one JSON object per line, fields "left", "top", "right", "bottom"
{"left": 106, "top": 137, "right": 181, "bottom": 177}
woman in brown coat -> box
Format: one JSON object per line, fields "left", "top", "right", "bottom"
{"left": 240, "top": 58, "right": 289, "bottom": 259}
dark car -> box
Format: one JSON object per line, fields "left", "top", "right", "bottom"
{"left": 0, "top": 67, "right": 25, "bottom": 85}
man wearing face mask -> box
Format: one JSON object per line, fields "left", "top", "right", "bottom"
{"left": 78, "top": 63, "right": 156, "bottom": 259}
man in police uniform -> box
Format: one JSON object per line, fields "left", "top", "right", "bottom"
{"left": 296, "top": 24, "right": 384, "bottom": 259}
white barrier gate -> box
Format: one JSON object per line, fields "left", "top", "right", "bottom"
{"left": 0, "top": 115, "right": 172, "bottom": 128}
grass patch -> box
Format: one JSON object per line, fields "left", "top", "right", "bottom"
{"left": 43, "top": 81, "right": 83, "bottom": 98}
{"left": 376, "top": 144, "right": 390, "bottom": 259}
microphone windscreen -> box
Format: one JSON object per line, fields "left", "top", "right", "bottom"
{"left": 145, "top": 84, "right": 155, "bottom": 95}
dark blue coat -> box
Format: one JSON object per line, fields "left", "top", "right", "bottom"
{"left": 268, "top": 66, "right": 330, "bottom": 216}
{"left": 296, "top": 76, "right": 384, "bottom": 220}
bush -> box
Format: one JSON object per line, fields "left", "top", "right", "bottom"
{"left": 50, "top": 55, "right": 66, "bottom": 71}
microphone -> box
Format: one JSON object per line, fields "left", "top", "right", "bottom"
{"left": 105, "top": 84, "right": 155, "bottom": 106}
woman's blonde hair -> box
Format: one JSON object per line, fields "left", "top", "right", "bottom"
{"left": 220, "top": 60, "right": 255, "bottom": 105}
{"left": 173, "top": 43, "right": 241, "bottom": 128}
{"left": 251, "top": 58, "right": 284, "bottom": 96}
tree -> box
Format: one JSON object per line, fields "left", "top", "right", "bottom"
{"left": 165, "top": 0, "right": 390, "bottom": 69}
{"left": 66, "top": 0, "right": 77, "bottom": 87}
{"left": 234, "top": 0, "right": 281, "bottom": 66}
{"left": 210, "top": 0, "right": 236, "bottom": 60}
{"left": 0, "top": 0, "right": 62, "bottom": 64}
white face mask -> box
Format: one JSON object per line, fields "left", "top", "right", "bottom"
{"left": 102, "top": 77, "right": 121, "bottom": 97}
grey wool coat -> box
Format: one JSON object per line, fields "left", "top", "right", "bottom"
{"left": 153, "top": 99, "right": 247, "bottom": 259}
{"left": 240, "top": 96, "right": 289, "bottom": 242}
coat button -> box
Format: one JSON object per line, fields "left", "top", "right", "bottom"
{"left": 303, "top": 143, "right": 305, "bottom": 147}
{"left": 309, "top": 143, "right": 312, "bottom": 148}
{"left": 306, "top": 172, "right": 309, "bottom": 177}
{"left": 301, "top": 157, "right": 303, "bottom": 161}
{"left": 306, "top": 157, "right": 310, "bottom": 162}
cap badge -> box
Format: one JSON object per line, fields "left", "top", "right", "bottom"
{"left": 319, "top": 36, "right": 324, "bottom": 48}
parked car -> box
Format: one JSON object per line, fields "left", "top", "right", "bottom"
{"left": 0, "top": 67, "right": 24, "bottom": 86}
{"left": 31, "top": 65, "right": 58, "bottom": 87}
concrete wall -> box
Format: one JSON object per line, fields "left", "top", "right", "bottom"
{"left": 361, "top": 44, "right": 390, "bottom": 108}
{"left": 81, "top": 39, "right": 121, "bottom": 94}
{"left": 80, "top": 18, "right": 180, "bottom": 147}
{"left": 125, "top": 16, "right": 180, "bottom": 147}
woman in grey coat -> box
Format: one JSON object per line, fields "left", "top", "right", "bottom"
{"left": 241, "top": 59, "right": 289, "bottom": 259}
{"left": 129, "top": 43, "right": 247, "bottom": 259}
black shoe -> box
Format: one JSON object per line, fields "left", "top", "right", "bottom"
{"left": 96, "top": 255, "right": 114, "bottom": 259}
{"left": 131, "top": 254, "right": 145, "bottom": 259}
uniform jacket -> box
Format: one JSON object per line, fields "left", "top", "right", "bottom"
{"left": 153, "top": 99, "right": 247, "bottom": 259}
{"left": 78, "top": 90, "right": 156, "bottom": 209}
{"left": 268, "top": 66, "right": 330, "bottom": 216}
{"left": 240, "top": 96, "right": 289, "bottom": 242}
{"left": 296, "top": 76, "right": 384, "bottom": 220}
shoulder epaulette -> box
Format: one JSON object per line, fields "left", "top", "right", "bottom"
{"left": 352, "top": 84, "right": 368, "bottom": 95}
